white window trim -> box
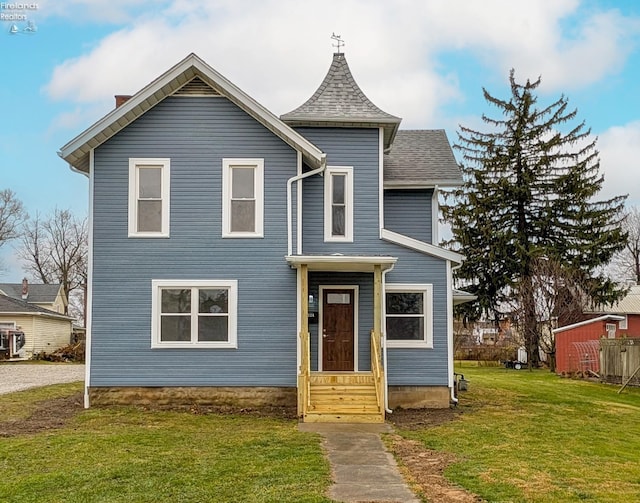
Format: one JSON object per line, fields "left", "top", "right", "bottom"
{"left": 128, "top": 158, "right": 170, "bottom": 237}
{"left": 620, "top": 315, "right": 628, "bottom": 330}
{"left": 385, "top": 283, "right": 433, "bottom": 349}
{"left": 324, "top": 166, "right": 354, "bottom": 242}
{"left": 222, "top": 158, "right": 264, "bottom": 238}
{"left": 151, "top": 279, "right": 238, "bottom": 349}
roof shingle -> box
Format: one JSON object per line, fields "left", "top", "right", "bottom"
{"left": 383, "top": 130, "right": 462, "bottom": 187}
{"left": 0, "top": 283, "right": 63, "bottom": 304}
{"left": 0, "top": 294, "right": 71, "bottom": 319}
{"left": 281, "top": 53, "right": 401, "bottom": 149}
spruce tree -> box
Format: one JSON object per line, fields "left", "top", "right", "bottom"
{"left": 442, "top": 70, "right": 627, "bottom": 366}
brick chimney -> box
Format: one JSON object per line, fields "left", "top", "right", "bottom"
{"left": 115, "top": 95, "right": 132, "bottom": 108}
{"left": 21, "top": 278, "right": 28, "bottom": 300}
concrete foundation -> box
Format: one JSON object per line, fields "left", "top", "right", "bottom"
{"left": 88, "top": 384, "right": 451, "bottom": 410}
{"left": 89, "top": 386, "right": 297, "bottom": 408}
{"left": 388, "top": 385, "right": 451, "bottom": 409}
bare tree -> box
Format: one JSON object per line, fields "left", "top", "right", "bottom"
{"left": 506, "top": 257, "right": 593, "bottom": 371}
{"left": 18, "top": 209, "right": 88, "bottom": 320}
{"left": 611, "top": 207, "right": 640, "bottom": 283}
{"left": 0, "top": 189, "right": 27, "bottom": 271}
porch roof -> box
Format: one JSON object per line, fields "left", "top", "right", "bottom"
{"left": 285, "top": 255, "right": 397, "bottom": 272}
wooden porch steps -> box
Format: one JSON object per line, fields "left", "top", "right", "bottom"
{"left": 304, "top": 372, "right": 384, "bottom": 423}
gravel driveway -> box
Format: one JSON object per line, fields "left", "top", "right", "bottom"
{"left": 0, "top": 364, "right": 85, "bottom": 395}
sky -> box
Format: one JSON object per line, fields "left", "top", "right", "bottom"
{"left": 1, "top": 0, "right": 640, "bottom": 282}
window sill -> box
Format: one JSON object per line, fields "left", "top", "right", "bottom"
{"left": 128, "top": 233, "right": 170, "bottom": 238}
{"left": 386, "top": 342, "right": 433, "bottom": 349}
{"left": 151, "top": 342, "right": 237, "bottom": 349}
{"left": 221, "top": 233, "right": 264, "bottom": 239}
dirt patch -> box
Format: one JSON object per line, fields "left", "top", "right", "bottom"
{"left": 389, "top": 435, "right": 484, "bottom": 503}
{"left": 386, "top": 408, "right": 484, "bottom": 503}
{"left": 0, "top": 392, "right": 84, "bottom": 437}
{"left": 388, "top": 406, "right": 463, "bottom": 429}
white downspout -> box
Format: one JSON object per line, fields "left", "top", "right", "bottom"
{"left": 382, "top": 264, "right": 395, "bottom": 413}
{"left": 449, "top": 261, "right": 462, "bottom": 406}
{"left": 287, "top": 154, "right": 327, "bottom": 256}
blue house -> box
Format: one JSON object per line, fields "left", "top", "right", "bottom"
{"left": 60, "top": 52, "right": 465, "bottom": 422}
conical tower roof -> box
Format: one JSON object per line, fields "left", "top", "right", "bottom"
{"left": 281, "top": 53, "right": 401, "bottom": 150}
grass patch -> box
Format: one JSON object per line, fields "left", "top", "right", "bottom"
{"left": 397, "top": 366, "right": 640, "bottom": 502}
{"left": 0, "top": 389, "right": 332, "bottom": 503}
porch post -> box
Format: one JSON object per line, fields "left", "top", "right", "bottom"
{"left": 298, "top": 264, "right": 310, "bottom": 418}
{"left": 373, "top": 264, "right": 382, "bottom": 335}
{"left": 301, "top": 264, "right": 309, "bottom": 333}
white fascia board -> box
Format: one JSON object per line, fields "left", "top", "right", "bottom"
{"left": 380, "top": 228, "right": 464, "bottom": 264}
{"left": 60, "top": 53, "right": 326, "bottom": 172}
{"left": 285, "top": 255, "right": 397, "bottom": 272}
{"left": 383, "top": 180, "right": 463, "bottom": 189}
{"left": 552, "top": 314, "right": 626, "bottom": 334}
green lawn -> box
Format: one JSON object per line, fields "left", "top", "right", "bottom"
{"left": 0, "top": 384, "right": 332, "bottom": 503}
{"left": 397, "top": 364, "right": 640, "bottom": 503}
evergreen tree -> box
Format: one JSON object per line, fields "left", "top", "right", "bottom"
{"left": 442, "top": 70, "right": 627, "bottom": 366}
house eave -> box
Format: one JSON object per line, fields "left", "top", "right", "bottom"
{"left": 383, "top": 179, "right": 463, "bottom": 190}
{"left": 552, "top": 315, "right": 625, "bottom": 334}
{"left": 283, "top": 118, "right": 399, "bottom": 150}
{"left": 453, "top": 291, "right": 477, "bottom": 306}
{"left": 0, "top": 311, "right": 74, "bottom": 321}
{"left": 60, "top": 53, "right": 326, "bottom": 174}
{"left": 285, "top": 255, "right": 397, "bottom": 272}
{"left": 380, "top": 229, "right": 464, "bottom": 264}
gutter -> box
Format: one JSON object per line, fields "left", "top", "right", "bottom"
{"left": 286, "top": 153, "right": 327, "bottom": 256}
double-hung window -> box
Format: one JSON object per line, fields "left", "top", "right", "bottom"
{"left": 385, "top": 283, "right": 433, "bottom": 348}
{"left": 222, "top": 159, "right": 264, "bottom": 237}
{"left": 324, "top": 166, "right": 353, "bottom": 242}
{"left": 128, "top": 158, "right": 170, "bottom": 237}
{"left": 151, "top": 280, "right": 238, "bottom": 348}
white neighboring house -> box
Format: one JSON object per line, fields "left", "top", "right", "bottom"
{"left": 0, "top": 280, "right": 73, "bottom": 358}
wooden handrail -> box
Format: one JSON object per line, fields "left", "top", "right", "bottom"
{"left": 370, "top": 329, "right": 384, "bottom": 411}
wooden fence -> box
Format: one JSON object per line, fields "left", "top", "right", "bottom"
{"left": 600, "top": 338, "right": 640, "bottom": 386}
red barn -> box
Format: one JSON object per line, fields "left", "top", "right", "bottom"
{"left": 553, "top": 285, "right": 640, "bottom": 374}
{"left": 553, "top": 315, "right": 624, "bottom": 374}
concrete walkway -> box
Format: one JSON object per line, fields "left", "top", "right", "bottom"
{"left": 299, "top": 423, "right": 420, "bottom": 503}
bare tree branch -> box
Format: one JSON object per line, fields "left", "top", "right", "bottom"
{"left": 611, "top": 207, "right": 640, "bottom": 283}
{"left": 0, "top": 189, "right": 26, "bottom": 244}
{"left": 18, "top": 209, "right": 88, "bottom": 320}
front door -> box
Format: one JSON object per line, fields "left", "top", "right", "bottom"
{"left": 322, "top": 288, "right": 355, "bottom": 371}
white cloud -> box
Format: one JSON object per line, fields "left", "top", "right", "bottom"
{"left": 44, "top": 0, "right": 640, "bottom": 132}
{"left": 37, "top": 0, "right": 168, "bottom": 23}
{"left": 598, "top": 121, "right": 640, "bottom": 208}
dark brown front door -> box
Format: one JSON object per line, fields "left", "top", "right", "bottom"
{"left": 322, "top": 288, "right": 355, "bottom": 371}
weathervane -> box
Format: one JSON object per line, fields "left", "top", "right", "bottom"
{"left": 331, "top": 33, "right": 345, "bottom": 53}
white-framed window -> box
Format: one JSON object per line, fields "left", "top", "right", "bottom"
{"left": 619, "top": 315, "right": 628, "bottom": 330}
{"left": 324, "top": 166, "right": 353, "bottom": 242}
{"left": 222, "top": 159, "right": 264, "bottom": 238}
{"left": 128, "top": 158, "right": 170, "bottom": 237}
{"left": 151, "top": 280, "right": 238, "bottom": 349}
{"left": 385, "top": 283, "right": 433, "bottom": 348}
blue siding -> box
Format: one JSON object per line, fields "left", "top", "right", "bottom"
{"left": 384, "top": 189, "right": 434, "bottom": 243}
{"left": 91, "top": 103, "right": 451, "bottom": 390}
{"left": 382, "top": 246, "right": 449, "bottom": 386}
{"left": 91, "top": 97, "right": 299, "bottom": 387}
{"left": 296, "top": 128, "right": 381, "bottom": 254}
